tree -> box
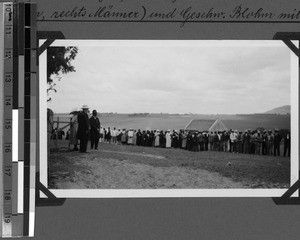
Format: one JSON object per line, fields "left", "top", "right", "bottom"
{"left": 47, "top": 46, "right": 78, "bottom": 101}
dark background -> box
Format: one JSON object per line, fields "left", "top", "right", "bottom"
{"left": 8, "top": 0, "right": 300, "bottom": 239}
{"left": 35, "top": 198, "right": 300, "bottom": 239}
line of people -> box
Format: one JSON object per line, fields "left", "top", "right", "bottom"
{"left": 99, "top": 127, "right": 290, "bottom": 157}
{"left": 67, "top": 105, "right": 290, "bottom": 157}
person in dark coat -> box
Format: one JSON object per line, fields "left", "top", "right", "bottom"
{"left": 159, "top": 131, "right": 166, "bottom": 148}
{"left": 243, "top": 130, "right": 251, "bottom": 154}
{"left": 142, "top": 131, "right": 148, "bottom": 146}
{"left": 116, "top": 128, "right": 122, "bottom": 144}
{"left": 106, "top": 127, "right": 112, "bottom": 144}
{"left": 203, "top": 131, "right": 209, "bottom": 151}
{"left": 136, "top": 129, "right": 142, "bottom": 146}
{"left": 149, "top": 130, "right": 155, "bottom": 147}
{"left": 89, "top": 110, "right": 101, "bottom": 150}
{"left": 273, "top": 129, "right": 282, "bottom": 156}
{"left": 213, "top": 132, "right": 219, "bottom": 151}
{"left": 266, "top": 130, "right": 274, "bottom": 156}
{"left": 186, "top": 131, "right": 193, "bottom": 151}
{"left": 172, "top": 130, "right": 179, "bottom": 148}
{"left": 261, "top": 130, "right": 268, "bottom": 155}
{"left": 223, "top": 131, "right": 230, "bottom": 152}
{"left": 191, "top": 132, "right": 200, "bottom": 152}
{"left": 284, "top": 131, "right": 291, "bottom": 157}
{"left": 178, "top": 130, "right": 183, "bottom": 149}
{"left": 76, "top": 105, "right": 90, "bottom": 153}
{"left": 198, "top": 132, "right": 204, "bottom": 151}
{"left": 237, "top": 131, "right": 244, "bottom": 153}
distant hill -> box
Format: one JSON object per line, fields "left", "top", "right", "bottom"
{"left": 265, "top": 105, "right": 290, "bottom": 115}
{"left": 53, "top": 112, "right": 290, "bottom": 132}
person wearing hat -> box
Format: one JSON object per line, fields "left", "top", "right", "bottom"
{"left": 76, "top": 105, "right": 90, "bottom": 153}
{"left": 274, "top": 129, "right": 282, "bottom": 156}
{"left": 89, "top": 110, "right": 101, "bottom": 150}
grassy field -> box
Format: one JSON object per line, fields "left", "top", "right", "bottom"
{"left": 52, "top": 113, "right": 290, "bottom": 133}
{"left": 49, "top": 140, "right": 290, "bottom": 189}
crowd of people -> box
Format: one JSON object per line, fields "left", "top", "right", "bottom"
{"left": 97, "top": 127, "right": 290, "bottom": 157}
{"left": 66, "top": 105, "right": 291, "bottom": 157}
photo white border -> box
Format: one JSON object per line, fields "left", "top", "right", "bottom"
{"left": 39, "top": 40, "right": 298, "bottom": 198}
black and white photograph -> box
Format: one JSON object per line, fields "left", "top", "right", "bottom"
{"left": 40, "top": 40, "right": 297, "bottom": 197}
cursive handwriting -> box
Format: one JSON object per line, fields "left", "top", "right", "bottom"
{"left": 36, "top": 3, "right": 300, "bottom": 27}
{"left": 89, "top": 5, "right": 140, "bottom": 19}
{"left": 180, "top": 7, "right": 225, "bottom": 26}
{"left": 229, "top": 5, "right": 275, "bottom": 19}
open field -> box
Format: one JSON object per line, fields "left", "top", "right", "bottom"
{"left": 52, "top": 113, "right": 290, "bottom": 133}
{"left": 48, "top": 140, "right": 290, "bottom": 189}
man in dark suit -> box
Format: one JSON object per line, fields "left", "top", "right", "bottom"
{"left": 273, "top": 129, "right": 282, "bottom": 156}
{"left": 136, "top": 129, "right": 142, "bottom": 146}
{"left": 76, "top": 105, "right": 90, "bottom": 153}
{"left": 89, "top": 110, "right": 101, "bottom": 150}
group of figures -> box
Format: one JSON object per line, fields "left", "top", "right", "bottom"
{"left": 68, "top": 106, "right": 290, "bottom": 157}
{"left": 99, "top": 128, "right": 291, "bottom": 157}
{"left": 69, "top": 105, "right": 101, "bottom": 153}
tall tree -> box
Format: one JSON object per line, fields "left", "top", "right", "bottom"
{"left": 47, "top": 46, "right": 78, "bottom": 101}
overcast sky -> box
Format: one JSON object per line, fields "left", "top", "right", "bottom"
{"left": 46, "top": 40, "right": 292, "bottom": 114}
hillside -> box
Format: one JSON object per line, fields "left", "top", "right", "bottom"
{"left": 265, "top": 105, "right": 290, "bottom": 115}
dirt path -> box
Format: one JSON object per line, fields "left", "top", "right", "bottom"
{"left": 54, "top": 150, "right": 245, "bottom": 189}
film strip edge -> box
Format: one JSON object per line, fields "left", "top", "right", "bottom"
{"left": 1, "top": 2, "right": 37, "bottom": 238}
{"left": 1, "top": 1, "right": 13, "bottom": 237}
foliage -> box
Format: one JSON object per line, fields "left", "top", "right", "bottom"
{"left": 47, "top": 46, "right": 78, "bottom": 101}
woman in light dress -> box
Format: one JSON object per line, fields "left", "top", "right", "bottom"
{"left": 69, "top": 111, "right": 79, "bottom": 151}
{"left": 154, "top": 130, "right": 160, "bottom": 147}
{"left": 165, "top": 130, "right": 172, "bottom": 148}
{"left": 127, "top": 128, "right": 134, "bottom": 145}
{"left": 133, "top": 130, "right": 137, "bottom": 145}
{"left": 99, "top": 127, "right": 104, "bottom": 143}
{"left": 181, "top": 130, "right": 187, "bottom": 149}
{"left": 121, "top": 129, "right": 127, "bottom": 144}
